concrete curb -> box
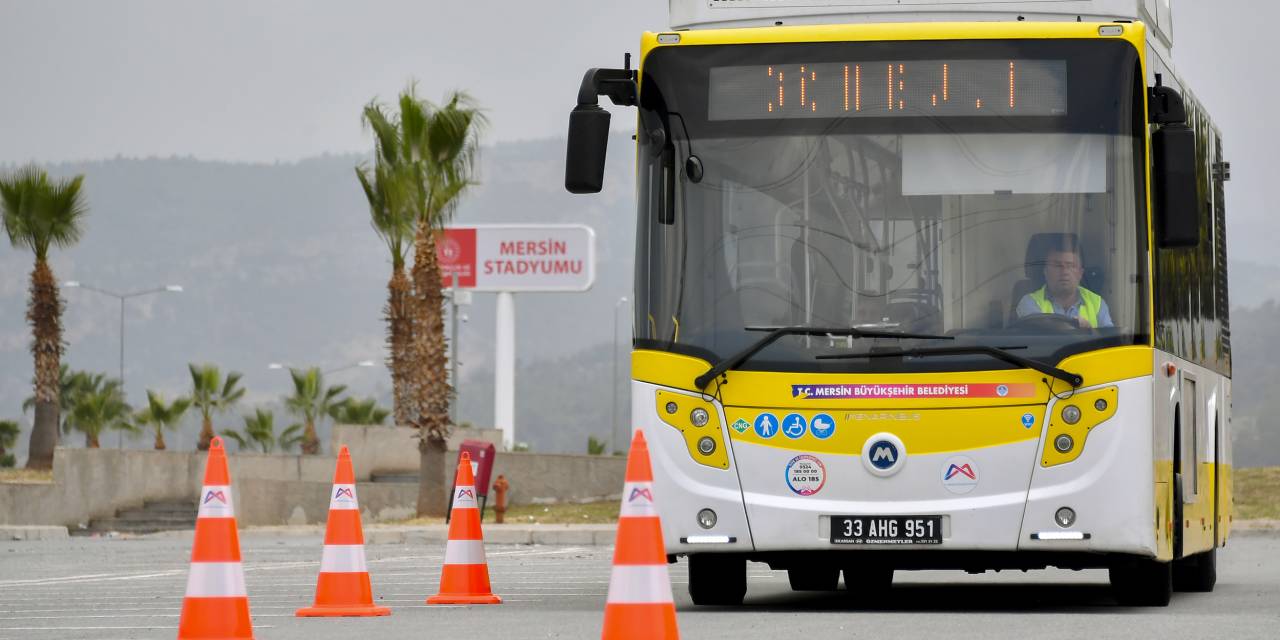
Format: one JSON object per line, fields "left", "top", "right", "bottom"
{"left": 1, "top": 525, "right": 70, "bottom": 541}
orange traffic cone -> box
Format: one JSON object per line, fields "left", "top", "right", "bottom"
{"left": 296, "top": 446, "right": 390, "bottom": 617}
{"left": 426, "top": 451, "right": 502, "bottom": 605}
{"left": 177, "top": 436, "right": 255, "bottom": 639}
{"left": 601, "top": 430, "right": 678, "bottom": 639}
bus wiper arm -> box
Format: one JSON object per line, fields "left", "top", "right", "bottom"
{"left": 693, "top": 326, "right": 954, "bottom": 390}
{"left": 816, "top": 345, "right": 1083, "bottom": 388}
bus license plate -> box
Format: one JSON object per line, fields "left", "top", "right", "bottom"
{"left": 830, "top": 515, "right": 943, "bottom": 545}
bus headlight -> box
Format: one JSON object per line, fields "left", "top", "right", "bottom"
{"left": 690, "top": 408, "right": 710, "bottom": 427}
{"left": 1054, "top": 434, "right": 1074, "bottom": 453}
{"left": 697, "top": 436, "right": 717, "bottom": 456}
{"left": 697, "top": 508, "right": 717, "bottom": 529}
{"left": 1055, "top": 507, "right": 1077, "bottom": 528}
{"left": 1061, "top": 405, "right": 1082, "bottom": 424}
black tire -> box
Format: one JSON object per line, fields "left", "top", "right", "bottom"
{"left": 842, "top": 566, "right": 893, "bottom": 600}
{"left": 1174, "top": 548, "right": 1218, "bottom": 593}
{"left": 1109, "top": 557, "right": 1173, "bottom": 607}
{"left": 688, "top": 554, "right": 747, "bottom": 606}
{"left": 787, "top": 566, "right": 841, "bottom": 591}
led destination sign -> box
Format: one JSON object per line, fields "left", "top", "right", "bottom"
{"left": 708, "top": 59, "right": 1068, "bottom": 120}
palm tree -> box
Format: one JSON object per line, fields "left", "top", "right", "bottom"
{"left": 188, "top": 364, "right": 245, "bottom": 451}
{"left": 24, "top": 365, "right": 94, "bottom": 435}
{"left": 277, "top": 423, "right": 304, "bottom": 453}
{"left": 135, "top": 390, "right": 190, "bottom": 451}
{"left": 1, "top": 165, "right": 88, "bottom": 469}
{"left": 243, "top": 408, "right": 275, "bottom": 453}
{"left": 363, "top": 87, "right": 484, "bottom": 516}
{"left": 69, "top": 379, "right": 134, "bottom": 448}
{"left": 355, "top": 145, "right": 415, "bottom": 426}
{"left": 328, "top": 397, "right": 390, "bottom": 426}
{"left": 0, "top": 420, "right": 20, "bottom": 467}
{"left": 284, "top": 367, "right": 346, "bottom": 455}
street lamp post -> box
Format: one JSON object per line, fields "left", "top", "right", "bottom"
{"left": 267, "top": 361, "right": 376, "bottom": 376}
{"left": 63, "top": 281, "right": 183, "bottom": 447}
{"left": 612, "top": 297, "right": 630, "bottom": 454}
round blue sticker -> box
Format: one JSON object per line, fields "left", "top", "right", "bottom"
{"left": 867, "top": 439, "right": 900, "bottom": 470}
{"left": 996, "top": 384, "right": 1009, "bottom": 397}
{"left": 753, "top": 413, "right": 779, "bottom": 439}
{"left": 809, "top": 413, "right": 836, "bottom": 439}
{"left": 1021, "top": 413, "right": 1036, "bottom": 429}
{"left": 781, "top": 413, "right": 808, "bottom": 439}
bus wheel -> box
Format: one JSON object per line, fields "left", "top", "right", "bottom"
{"left": 1173, "top": 548, "right": 1217, "bottom": 592}
{"left": 688, "top": 554, "right": 746, "bottom": 606}
{"left": 788, "top": 566, "right": 840, "bottom": 591}
{"left": 1109, "top": 557, "right": 1172, "bottom": 606}
{"left": 843, "top": 566, "right": 893, "bottom": 601}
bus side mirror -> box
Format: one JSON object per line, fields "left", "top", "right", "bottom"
{"left": 1152, "top": 124, "right": 1200, "bottom": 248}
{"left": 565, "top": 105, "right": 611, "bottom": 194}
{"left": 565, "top": 65, "right": 637, "bottom": 194}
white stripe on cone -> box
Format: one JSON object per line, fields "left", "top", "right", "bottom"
{"left": 452, "top": 484, "right": 478, "bottom": 509}
{"left": 605, "top": 565, "right": 675, "bottom": 604}
{"left": 197, "top": 485, "right": 235, "bottom": 518}
{"left": 184, "top": 562, "right": 248, "bottom": 597}
{"left": 619, "top": 482, "right": 658, "bottom": 518}
{"left": 319, "top": 544, "right": 369, "bottom": 573}
{"left": 442, "top": 539, "right": 487, "bottom": 565}
{"left": 329, "top": 484, "right": 359, "bottom": 511}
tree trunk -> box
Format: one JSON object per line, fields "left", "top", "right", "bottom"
{"left": 25, "top": 260, "right": 63, "bottom": 470}
{"left": 301, "top": 418, "right": 319, "bottom": 455}
{"left": 197, "top": 415, "right": 213, "bottom": 451}
{"left": 26, "top": 402, "right": 58, "bottom": 469}
{"left": 86, "top": 431, "right": 100, "bottom": 448}
{"left": 416, "top": 434, "right": 449, "bottom": 517}
{"left": 386, "top": 268, "right": 413, "bottom": 426}
{"left": 408, "top": 220, "right": 453, "bottom": 439}
{"left": 154, "top": 430, "right": 167, "bottom": 451}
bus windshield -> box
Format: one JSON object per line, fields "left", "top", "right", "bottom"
{"left": 634, "top": 39, "right": 1149, "bottom": 374}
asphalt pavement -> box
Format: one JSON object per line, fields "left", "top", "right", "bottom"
{"left": 2, "top": 531, "right": 1278, "bottom": 639}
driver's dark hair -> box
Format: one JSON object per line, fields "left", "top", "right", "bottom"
{"left": 1044, "top": 234, "right": 1084, "bottom": 264}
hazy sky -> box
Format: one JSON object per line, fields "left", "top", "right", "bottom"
{"left": 0, "top": 1, "right": 1276, "bottom": 259}
{"left": 0, "top": 1, "right": 666, "bottom": 163}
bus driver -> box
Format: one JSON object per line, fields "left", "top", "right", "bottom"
{"left": 1015, "top": 238, "right": 1114, "bottom": 329}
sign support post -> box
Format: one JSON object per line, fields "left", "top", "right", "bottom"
{"left": 494, "top": 291, "right": 516, "bottom": 450}
{"left": 437, "top": 224, "right": 596, "bottom": 453}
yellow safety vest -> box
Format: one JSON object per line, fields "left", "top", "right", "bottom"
{"left": 1029, "top": 286, "right": 1103, "bottom": 328}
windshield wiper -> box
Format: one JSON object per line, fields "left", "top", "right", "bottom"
{"left": 693, "top": 326, "right": 954, "bottom": 390}
{"left": 816, "top": 345, "right": 1083, "bottom": 388}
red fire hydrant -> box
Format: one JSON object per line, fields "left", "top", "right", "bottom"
{"left": 492, "top": 475, "right": 510, "bottom": 524}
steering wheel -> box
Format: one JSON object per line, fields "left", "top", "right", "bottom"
{"left": 1009, "top": 313, "right": 1086, "bottom": 332}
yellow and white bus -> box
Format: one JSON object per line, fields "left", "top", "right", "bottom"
{"left": 566, "top": 0, "right": 1230, "bottom": 607}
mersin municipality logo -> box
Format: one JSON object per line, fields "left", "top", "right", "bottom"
{"left": 334, "top": 487, "right": 355, "bottom": 500}
{"left": 203, "top": 490, "right": 227, "bottom": 505}
{"left": 628, "top": 487, "right": 653, "bottom": 503}
{"left": 869, "top": 441, "right": 898, "bottom": 470}
{"left": 456, "top": 488, "right": 475, "bottom": 500}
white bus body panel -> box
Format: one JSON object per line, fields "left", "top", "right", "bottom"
{"left": 634, "top": 382, "right": 756, "bottom": 553}
{"left": 669, "top": 0, "right": 1174, "bottom": 48}
{"left": 1021, "top": 376, "right": 1156, "bottom": 555}
{"left": 638, "top": 376, "right": 1159, "bottom": 557}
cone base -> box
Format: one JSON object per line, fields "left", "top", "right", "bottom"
{"left": 426, "top": 593, "right": 502, "bottom": 605}
{"left": 295, "top": 604, "right": 391, "bottom": 617}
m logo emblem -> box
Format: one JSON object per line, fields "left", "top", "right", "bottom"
{"left": 862, "top": 434, "right": 905, "bottom": 476}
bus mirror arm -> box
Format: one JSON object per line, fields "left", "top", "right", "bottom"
{"left": 1148, "top": 85, "right": 1187, "bottom": 125}
{"left": 565, "top": 68, "right": 638, "bottom": 194}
